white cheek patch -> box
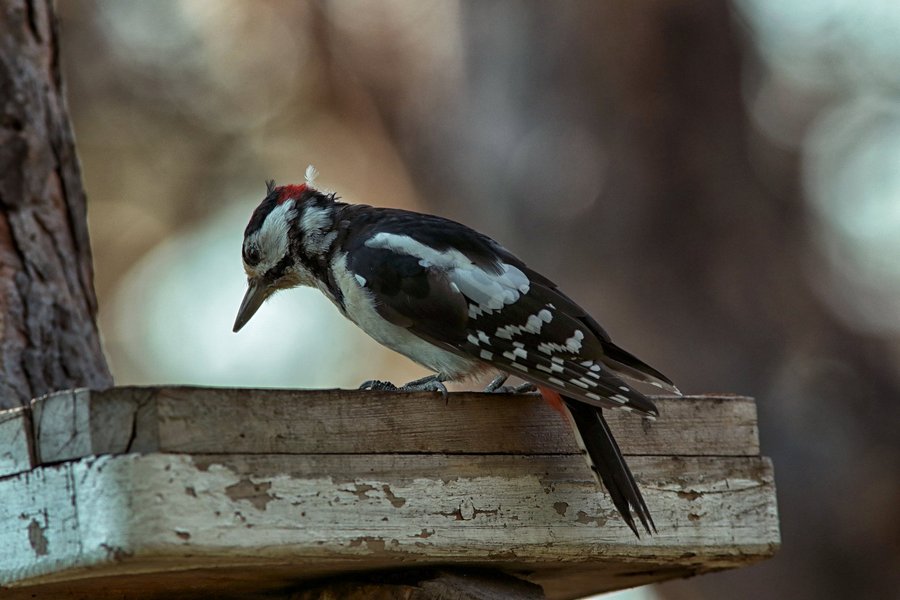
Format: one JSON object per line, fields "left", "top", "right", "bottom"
{"left": 252, "top": 200, "right": 296, "bottom": 274}
{"left": 364, "top": 232, "right": 530, "bottom": 316}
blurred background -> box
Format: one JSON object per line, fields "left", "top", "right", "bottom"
{"left": 57, "top": 1, "right": 900, "bottom": 599}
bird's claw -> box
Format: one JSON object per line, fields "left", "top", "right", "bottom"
{"left": 403, "top": 379, "right": 449, "bottom": 399}
{"left": 358, "top": 380, "right": 398, "bottom": 391}
{"left": 495, "top": 382, "right": 538, "bottom": 394}
{"left": 483, "top": 374, "right": 537, "bottom": 394}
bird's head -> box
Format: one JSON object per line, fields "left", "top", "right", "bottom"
{"left": 233, "top": 165, "right": 337, "bottom": 332}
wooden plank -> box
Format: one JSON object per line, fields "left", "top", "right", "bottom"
{"left": 0, "top": 452, "right": 779, "bottom": 599}
{"left": 0, "top": 407, "right": 35, "bottom": 478}
{"left": 29, "top": 387, "right": 758, "bottom": 462}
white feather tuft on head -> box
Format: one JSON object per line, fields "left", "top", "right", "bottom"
{"left": 305, "top": 164, "right": 319, "bottom": 187}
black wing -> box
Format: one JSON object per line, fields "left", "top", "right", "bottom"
{"left": 342, "top": 208, "right": 674, "bottom": 413}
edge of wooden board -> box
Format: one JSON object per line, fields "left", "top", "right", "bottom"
{"left": 27, "top": 387, "right": 758, "bottom": 464}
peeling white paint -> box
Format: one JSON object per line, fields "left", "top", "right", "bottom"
{"left": 0, "top": 453, "right": 780, "bottom": 590}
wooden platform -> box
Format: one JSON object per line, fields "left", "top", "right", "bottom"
{"left": 0, "top": 387, "right": 780, "bottom": 599}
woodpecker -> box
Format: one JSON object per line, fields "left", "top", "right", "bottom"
{"left": 233, "top": 166, "right": 679, "bottom": 537}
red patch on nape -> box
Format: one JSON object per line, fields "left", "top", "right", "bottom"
{"left": 538, "top": 385, "right": 568, "bottom": 418}
{"left": 275, "top": 184, "right": 308, "bottom": 204}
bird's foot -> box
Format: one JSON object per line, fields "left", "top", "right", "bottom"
{"left": 359, "top": 374, "right": 448, "bottom": 399}
{"left": 483, "top": 374, "right": 537, "bottom": 394}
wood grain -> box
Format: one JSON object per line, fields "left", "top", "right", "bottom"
{"left": 28, "top": 387, "right": 758, "bottom": 462}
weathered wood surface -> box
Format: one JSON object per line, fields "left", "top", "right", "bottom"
{"left": 0, "top": 407, "right": 34, "bottom": 477}
{"left": 1, "top": 387, "right": 780, "bottom": 599}
{"left": 1, "top": 453, "right": 776, "bottom": 599}
{"left": 30, "top": 387, "right": 758, "bottom": 460}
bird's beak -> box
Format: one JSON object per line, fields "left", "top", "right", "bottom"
{"left": 233, "top": 278, "right": 269, "bottom": 333}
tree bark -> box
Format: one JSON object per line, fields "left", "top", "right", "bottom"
{"left": 0, "top": 0, "right": 111, "bottom": 408}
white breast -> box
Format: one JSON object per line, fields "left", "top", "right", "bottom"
{"left": 328, "top": 253, "right": 480, "bottom": 379}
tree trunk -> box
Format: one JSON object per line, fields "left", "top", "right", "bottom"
{"left": 0, "top": 0, "right": 111, "bottom": 408}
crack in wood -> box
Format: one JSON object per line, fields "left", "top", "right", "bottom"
{"left": 124, "top": 406, "right": 139, "bottom": 454}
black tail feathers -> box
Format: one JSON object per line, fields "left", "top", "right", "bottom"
{"left": 563, "top": 397, "right": 656, "bottom": 537}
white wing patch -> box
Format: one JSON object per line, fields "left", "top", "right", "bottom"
{"left": 565, "top": 329, "right": 585, "bottom": 353}
{"left": 538, "top": 329, "right": 585, "bottom": 356}
{"left": 452, "top": 263, "right": 529, "bottom": 312}
{"left": 494, "top": 306, "right": 553, "bottom": 340}
{"left": 364, "top": 232, "right": 530, "bottom": 316}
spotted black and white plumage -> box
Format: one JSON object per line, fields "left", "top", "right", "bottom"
{"left": 234, "top": 166, "right": 679, "bottom": 537}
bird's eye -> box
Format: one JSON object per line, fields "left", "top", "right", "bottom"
{"left": 244, "top": 245, "right": 261, "bottom": 266}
